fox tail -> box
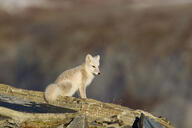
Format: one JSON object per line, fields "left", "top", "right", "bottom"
{"left": 44, "top": 83, "right": 61, "bottom": 102}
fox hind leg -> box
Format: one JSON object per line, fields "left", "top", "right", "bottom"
{"left": 57, "top": 81, "right": 73, "bottom": 96}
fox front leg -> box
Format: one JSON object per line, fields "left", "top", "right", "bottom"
{"left": 79, "top": 85, "right": 87, "bottom": 98}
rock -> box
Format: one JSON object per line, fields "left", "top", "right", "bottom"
{"left": 66, "top": 114, "right": 88, "bottom": 128}
{"left": 0, "top": 94, "right": 76, "bottom": 113}
{"left": 0, "top": 84, "right": 174, "bottom": 128}
{"left": 132, "top": 113, "right": 163, "bottom": 128}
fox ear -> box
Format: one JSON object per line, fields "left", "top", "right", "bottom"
{"left": 96, "top": 55, "right": 100, "bottom": 61}
{"left": 86, "top": 54, "right": 92, "bottom": 63}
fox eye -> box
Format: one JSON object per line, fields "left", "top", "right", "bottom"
{"left": 92, "top": 65, "right": 96, "bottom": 68}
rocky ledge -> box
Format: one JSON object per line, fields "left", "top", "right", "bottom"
{"left": 0, "top": 84, "right": 173, "bottom": 128}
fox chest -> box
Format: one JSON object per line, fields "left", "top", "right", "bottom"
{"left": 80, "top": 72, "right": 94, "bottom": 87}
{"left": 85, "top": 76, "right": 94, "bottom": 87}
{"left": 72, "top": 71, "right": 94, "bottom": 87}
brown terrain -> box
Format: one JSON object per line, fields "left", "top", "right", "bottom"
{"left": 0, "top": 0, "right": 192, "bottom": 127}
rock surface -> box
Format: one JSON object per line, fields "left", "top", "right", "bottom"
{"left": 0, "top": 84, "right": 174, "bottom": 128}
{"left": 66, "top": 115, "right": 89, "bottom": 128}
{"left": 133, "top": 113, "right": 163, "bottom": 128}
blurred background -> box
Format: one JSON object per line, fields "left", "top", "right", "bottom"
{"left": 0, "top": 0, "right": 192, "bottom": 127}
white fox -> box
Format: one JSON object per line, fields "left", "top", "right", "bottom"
{"left": 44, "top": 54, "right": 100, "bottom": 101}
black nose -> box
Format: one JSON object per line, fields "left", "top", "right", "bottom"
{"left": 98, "top": 72, "right": 101, "bottom": 75}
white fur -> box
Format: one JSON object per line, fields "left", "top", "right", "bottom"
{"left": 44, "top": 54, "right": 100, "bottom": 101}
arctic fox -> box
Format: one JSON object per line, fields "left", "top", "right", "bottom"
{"left": 44, "top": 54, "right": 100, "bottom": 101}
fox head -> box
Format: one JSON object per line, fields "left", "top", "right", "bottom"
{"left": 85, "top": 54, "right": 100, "bottom": 75}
